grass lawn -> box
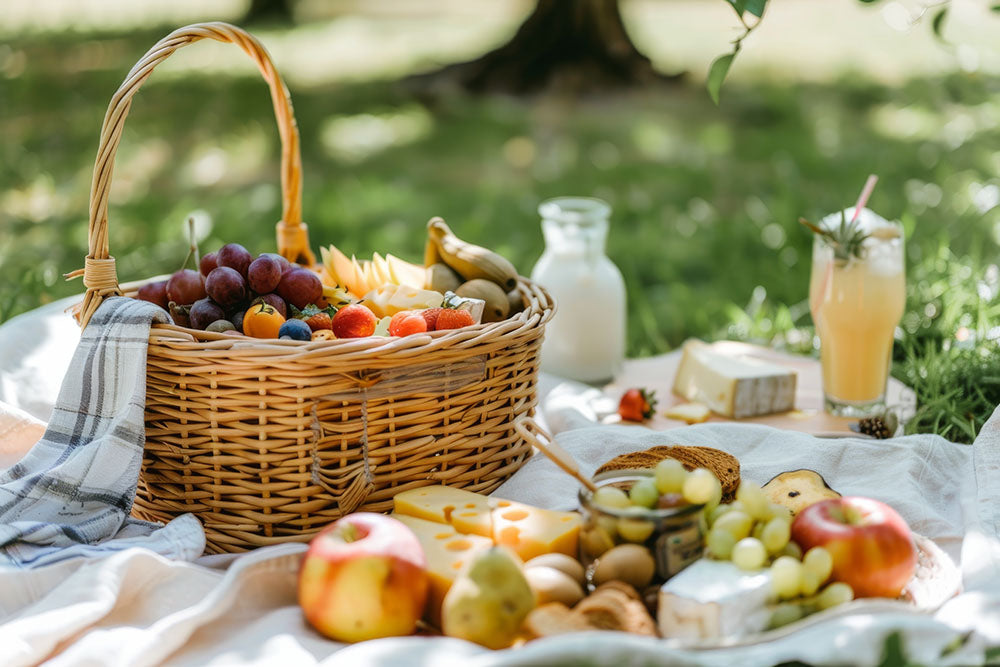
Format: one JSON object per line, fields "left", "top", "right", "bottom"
{"left": 2, "top": 4, "right": 999, "bottom": 442}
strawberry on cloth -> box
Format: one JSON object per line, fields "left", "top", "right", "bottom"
{"left": 0, "top": 297, "right": 204, "bottom": 568}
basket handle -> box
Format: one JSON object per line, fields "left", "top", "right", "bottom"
{"left": 69, "top": 22, "right": 315, "bottom": 329}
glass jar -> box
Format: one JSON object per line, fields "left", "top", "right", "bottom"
{"left": 530, "top": 197, "right": 626, "bottom": 383}
{"left": 578, "top": 470, "right": 705, "bottom": 583}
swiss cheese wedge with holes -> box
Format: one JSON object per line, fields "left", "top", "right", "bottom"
{"left": 390, "top": 513, "right": 493, "bottom": 626}
{"left": 393, "top": 485, "right": 582, "bottom": 562}
{"left": 393, "top": 485, "right": 493, "bottom": 537}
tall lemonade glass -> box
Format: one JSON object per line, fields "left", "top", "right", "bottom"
{"left": 809, "top": 207, "right": 905, "bottom": 416}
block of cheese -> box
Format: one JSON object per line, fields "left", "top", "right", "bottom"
{"left": 490, "top": 499, "right": 582, "bottom": 562}
{"left": 391, "top": 513, "right": 493, "bottom": 626}
{"left": 672, "top": 340, "right": 796, "bottom": 418}
{"left": 394, "top": 485, "right": 582, "bottom": 562}
{"left": 658, "top": 559, "right": 774, "bottom": 640}
{"left": 393, "top": 485, "right": 492, "bottom": 538}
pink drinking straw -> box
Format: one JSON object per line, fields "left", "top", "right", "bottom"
{"left": 851, "top": 174, "right": 879, "bottom": 223}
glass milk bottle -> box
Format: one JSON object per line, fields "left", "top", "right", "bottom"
{"left": 531, "top": 197, "right": 626, "bottom": 383}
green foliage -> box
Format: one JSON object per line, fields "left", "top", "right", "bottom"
{"left": 707, "top": 54, "right": 735, "bottom": 106}
{"left": 1, "top": 28, "right": 998, "bottom": 443}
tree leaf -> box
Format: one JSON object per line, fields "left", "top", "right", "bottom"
{"left": 931, "top": 7, "right": 948, "bottom": 41}
{"left": 744, "top": 0, "right": 768, "bottom": 17}
{"left": 991, "top": 4, "right": 1000, "bottom": 12}
{"left": 707, "top": 53, "right": 735, "bottom": 106}
{"left": 725, "top": 0, "right": 746, "bottom": 16}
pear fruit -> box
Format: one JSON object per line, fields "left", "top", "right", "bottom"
{"left": 441, "top": 547, "right": 535, "bottom": 649}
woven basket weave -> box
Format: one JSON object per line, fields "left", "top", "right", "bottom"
{"left": 69, "top": 22, "right": 553, "bottom": 554}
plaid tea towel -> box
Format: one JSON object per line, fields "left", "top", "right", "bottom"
{"left": 0, "top": 297, "right": 204, "bottom": 568}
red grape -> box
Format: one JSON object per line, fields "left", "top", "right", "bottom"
{"left": 200, "top": 251, "right": 219, "bottom": 277}
{"left": 259, "top": 252, "right": 293, "bottom": 275}
{"left": 136, "top": 280, "right": 168, "bottom": 310}
{"left": 255, "top": 293, "right": 287, "bottom": 319}
{"left": 169, "top": 303, "right": 191, "bottom": 328}
{"left": 189, "top": 298, "right": 226, "bottom": 330}
{"left": 247, "top": 256, "right": 282, "bottom": 294}
{"left": 276, "top": 268, "right": 322, "bottom": 309}
{"left": 217, "top": 243, "right": 253, "bottom": 278}
{"left": 166, "top": 269, "right": 206, "bottom": 306}
{"left": 231, "top": 309, "right": 246, "bottom": 333}
{"left": 205, "top": 266, "right": 247, "bottom": 308}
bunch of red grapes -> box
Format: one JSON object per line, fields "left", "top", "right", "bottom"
{"left": 136, "top": 243, "right": 323, "bottom": 333}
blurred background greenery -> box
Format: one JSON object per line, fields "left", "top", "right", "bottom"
{"left": 1, "top": 0, "right": 999, "bottom": 441}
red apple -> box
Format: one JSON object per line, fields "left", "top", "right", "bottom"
{"left": 298, "top": 513, "right": 429, "bottom": 643}
{"left": 791, "top": 496, "right": 916, "bottom": 599}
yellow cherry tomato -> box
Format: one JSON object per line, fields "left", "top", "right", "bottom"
{"left": 242, "top": 303, "right": 285, "bottom": 339}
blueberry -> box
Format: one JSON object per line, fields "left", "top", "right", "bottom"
{"left": 278, "top": 319, "right": 312, "bottom": 341}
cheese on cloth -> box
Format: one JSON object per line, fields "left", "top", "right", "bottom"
{"left": 657, "top": 559, "right": 774, "bottom": 640}
{"left": 393, "top": 485, "right": 582, "bottom": 562}
{"left": 490, "top": 499, "right": 581, "bottom": 562}
{"left": 390, "top": 513, "right": 493, "bottom": 625}
{"left": 672, "top": 340, "right": 796, "bottom": 418}
{"left": 393, "top": 485, "right": 492, "bottom": 537}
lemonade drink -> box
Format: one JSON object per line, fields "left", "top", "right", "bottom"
{"left": 809, "top": 208, "right": 905, "bottom": 415}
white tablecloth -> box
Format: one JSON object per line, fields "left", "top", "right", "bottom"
{"left": 1, "top": 296, "right": 998, "bottom": 666}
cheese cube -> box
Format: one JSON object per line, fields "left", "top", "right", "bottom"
{"left": 391, "top": 513, "right": 493, "bottom": 626}
{"left": 393, "top": 485, "right": 493, "bottom": 538}
{"left": 490, "top": 499, "right": 581, "bottom": 562}
{"left": 658, "top": 559, "right": 774, "bottom": 640}
{"left": 672, "top": 340, "right": 796, "bottom": 418}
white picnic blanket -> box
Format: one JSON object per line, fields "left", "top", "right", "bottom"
{"left": 1, "top": 297, "right": 999, "bottom": 666}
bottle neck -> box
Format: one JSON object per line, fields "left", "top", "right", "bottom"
{"left": 541, "top": 218, "right": 608, "bottom": 261}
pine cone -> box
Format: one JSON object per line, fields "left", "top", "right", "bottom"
{"left": 856, "top": 413, "right": 899, "bottom": 439}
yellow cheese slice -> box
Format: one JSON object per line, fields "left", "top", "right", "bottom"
{"left": 393, "top": 485, "right": 493, "bottom": 538}
{"left": 490, "top": 499, "right": 582, "bottom": 562}
{"left": 391, "top": 513, "right": 493, "bottom": 625}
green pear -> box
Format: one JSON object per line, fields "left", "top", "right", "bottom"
{"left": 441, "top": 547, "right": 535, "bottom": 649}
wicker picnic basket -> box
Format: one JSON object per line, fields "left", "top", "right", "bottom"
{"left": 69, "top": 22, "right": 554, "bottom": 554}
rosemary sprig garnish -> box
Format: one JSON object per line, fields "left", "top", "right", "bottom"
{"left": 799, "top": 210, "right": 871, "bottom": 263}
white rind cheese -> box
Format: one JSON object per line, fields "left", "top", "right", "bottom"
{"left": 672, "top": 340, "right": 796, "bottom": 418}
{"left": 658, "top": 559, "right": 774, "bottom": 640}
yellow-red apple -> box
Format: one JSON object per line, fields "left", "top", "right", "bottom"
{"left": 791, "top": 496, "right": 916, "bottom": 598}
{"left": 298, "top": 512, "right": 428, "bottom": 642}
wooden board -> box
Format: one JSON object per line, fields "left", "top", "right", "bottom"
{"left": 603, "top": 341, "right": 916, "bottom": 435}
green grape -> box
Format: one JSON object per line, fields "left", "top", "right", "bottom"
{"left": 761, "top": 517, "right": 791, "bottom": 555}
{"left": 703, "top": 481, "right": 723, "bottom": 516}
{"left": 713, "top": 510, "right": 753, "bottom": 541}
{"left": 629, "top": 477, "right": 661, "bottom": 508}
{"left": 782, "top": 541, "right": 803, "bottom": 560}
{"left": 768, "top": 602, "right": 806, "bottom": 629}
{"left": 707, "top": 503, "right": 731, "bottom": 527}
{"left": 728, "top": 500, "right": 746, "bottom": 513}
{"left": 618, "top": 517, "right": 655, "bottom": 543}
{"left": 683, "top": 468, "right": 721, "bottom": 505}
{"left": 655, "top": 458, "right": 687, "bottom": 494}
{"left": 752, "top": 522, "right": 765, "bottom": 541}
{"left": 768, "top": 503, "right": 793, "bottom": 522}
{"left": 816, "top": 582, "right": 854, "bottom": 610}
{"left": 736, "top": 480, "right": 771, "bottom": 520}
{"left": 593, "top": 486, "right": 631, "bottom": 510}
{"left": 770, "top": 556, "right": 804, "bottom": 600}
{"left": 706, "top": 527, "right": 737, "bottom": 559}
{"left": 802, "top": 546, "right": 834, "bottom": 584}
{"left": 732, "top": 537, "right": 767, "bottom": 571}
{"left": 800, "top": 569, "right": 822, "bottom": 596}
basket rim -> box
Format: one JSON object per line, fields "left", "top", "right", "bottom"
{"left": 135, "top": 276, "right": 554, "bottom": 357}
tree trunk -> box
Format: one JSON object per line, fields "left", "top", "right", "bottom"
{"left": 416, "top": 0, "right": 675, "bottom": 94}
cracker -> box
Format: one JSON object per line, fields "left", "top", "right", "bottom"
{"left": 523, "top": 602, "right": 596, "bottom": 638}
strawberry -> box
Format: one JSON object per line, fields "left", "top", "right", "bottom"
{"left": 421, "top": 307, "right": 444, "bottom": 331}
{"left": 434, "top": 308, "right": 475, "bottom": 330}
{"left": 294, "top": 304, "right": 335, "bottom": 332}
{"left": 388, "top": 310, "right": 428, "bottom": 337}
{"left": 617, "top": 388, "right": 657, "bottom": 422}
{"left": 331, "top": 304, "right": 378, "bottom": 338}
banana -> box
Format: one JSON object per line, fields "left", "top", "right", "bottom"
{"left": 426, "top": 217, "right": 518, "bottom": 291}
